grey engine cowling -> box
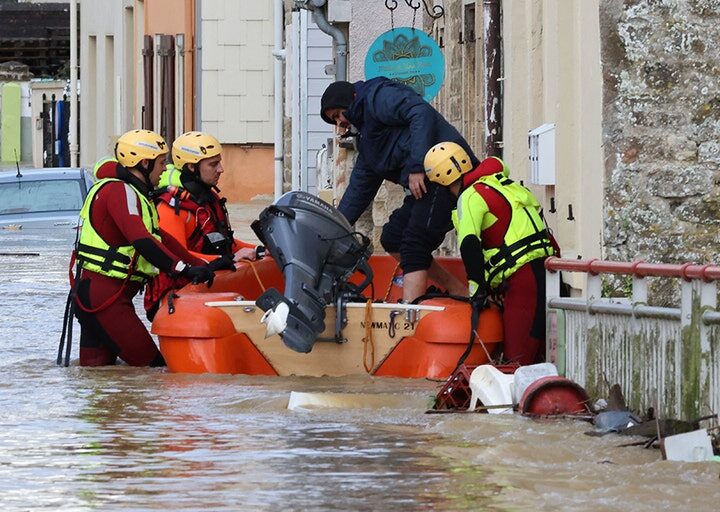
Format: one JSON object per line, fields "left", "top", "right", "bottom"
{"left": 251, "top": 191, "right": 373, "bottom": 353}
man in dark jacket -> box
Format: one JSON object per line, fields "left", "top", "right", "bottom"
{"left": 321, "top": 77, "right": 478, "bottom": 302}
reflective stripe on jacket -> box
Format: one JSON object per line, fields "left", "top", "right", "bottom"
{"left": 453, "top": 172, "right": 554, "bottom": 290}
{"left": 76, "top": 178, "right": 161, "bottom": 282}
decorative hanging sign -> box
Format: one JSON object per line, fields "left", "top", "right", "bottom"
{"left": 364, "top": 27, "right": 445, "bottom": 102}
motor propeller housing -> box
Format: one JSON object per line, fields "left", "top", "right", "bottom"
{"left": 251, "top": 191, "right": 373, "bottom": 353}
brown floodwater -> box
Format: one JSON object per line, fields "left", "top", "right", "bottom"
{"left": 1, "top": 228, "right": 718, "bottom": 511}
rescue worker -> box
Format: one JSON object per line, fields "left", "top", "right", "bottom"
{"left": 424, "top": 143, "right": 556, "bottom": 364}
{"left": 144, "top": 131, "right": 262, "bottom": 319}
{"left": 320, "top": 77, "right": 478, "bottom": 303}
{"left": 71, "top": 129, "right": 215, "bottom": 367}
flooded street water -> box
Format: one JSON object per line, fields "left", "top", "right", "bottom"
{"left": 1, "top": 227, "right": 719, "bottom": 511}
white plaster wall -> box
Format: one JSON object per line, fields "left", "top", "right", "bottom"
{"left": 305, "top": 21, "right": 334, "bottom": 190}
{"left": 79, "top": 0, "right": 134, "bottom": 167}
{"left": 201, "top": 0, "right": 274, "bottom": 144}
{"left": 503, "top": 0, "right": 603, "bottom": 289}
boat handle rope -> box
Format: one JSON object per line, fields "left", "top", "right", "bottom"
{"left": 473, "top": 328, "right": 494, "bottom": 362}
{"left": 388, "top": 310, "right": 401, "bottom": 338}
{"left": 57, "top": 281, "right": 75, "bottom": 367}
{"left": 70, "top": 250, "right": 138, "bottom": 314}
{"left": 167, "top": 292, "right": 178, "bottom": 314}
{"left": 58, "top": 251, "right": 137, "bottom": 367}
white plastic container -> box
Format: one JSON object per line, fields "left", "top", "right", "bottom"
{"left": 512, "top": 362, "right": 558, "bottom": 404}
{"left": 663, "top": 429, "right": 715, "bottom": 462}
{"left": 468, "top": 365, "right": 515, "bottom": 414}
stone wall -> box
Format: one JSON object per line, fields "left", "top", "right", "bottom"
{"left": 601, "top": 0, "right": 720, "bottom": 268}
{"left": 433, "top": 0, "right": 482, "bottom": 152}
{"left": 0, "top": 62, "right": 33, "bottom": 81}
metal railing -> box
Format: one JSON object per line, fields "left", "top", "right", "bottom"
{"left": 545, "top": 257, "right": 720, "bottom": 420}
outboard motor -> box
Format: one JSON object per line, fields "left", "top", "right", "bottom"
{"left": 251, "top": 191, "right": 373, "bottom": 353}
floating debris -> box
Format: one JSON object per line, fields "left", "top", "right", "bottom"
{"left": 0, "top": 252, "right": 40, "bottom": 257}
{"left": 663, "top": 429, "right": 715, "bottom": 462}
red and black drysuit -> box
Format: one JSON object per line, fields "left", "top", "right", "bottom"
{"left": 457, "top": 160, "right": 559, "bottom": 365}
{"left": 74, "top": 163, "right": 205, "bottom": 366}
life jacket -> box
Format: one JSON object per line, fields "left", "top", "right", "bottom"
{"left": 157, "top": 164, "right": 182, "bottom": 189}
{"left": 145, "top": 177, "right": 235, "bottom": 316}
{"left": 76, "top": 178, "right": 161, "bottom": 283}
{"left": 456, "top": 172, "right": 554, "bottom": 289}
{"left": 93, "top": 156, "right": 119, "bottom": 179}
{"left": 154, "top": 180, "right": 235, "bottom": 256}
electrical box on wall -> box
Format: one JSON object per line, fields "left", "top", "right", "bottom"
{"left": 528, "top": 123, "right": 556, "bottom": 185}
{"left": 327, "top": 0, "right": 352, "bottom": 23}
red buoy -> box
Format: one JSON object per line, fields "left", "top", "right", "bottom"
{"left": 519, "top": 376, "right": 591, "bottom": 416}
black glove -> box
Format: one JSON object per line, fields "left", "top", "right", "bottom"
{"left": 183, "top": 264, "right": 215, "bottom": 287}
{"left": 207, "top": 254, "right": 237, "bottom": 272}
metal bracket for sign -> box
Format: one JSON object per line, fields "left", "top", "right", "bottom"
{"left": 384, "top": 0, "right": 445, "bottom": 20}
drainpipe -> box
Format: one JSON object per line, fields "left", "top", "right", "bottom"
{"left": 305, "top": 0, "right": 347, "bottom": 81}
{"left": 194, "top": 0, "right": 202, "bottom": 129}
{"left": 69, "top": 0, "right": 78, "bottom": 166}
{"left": 273, "top": 0, "right": 286, "bottom": 199}
{"left": 484, "top": 0, "right": 502, "bottom": 158}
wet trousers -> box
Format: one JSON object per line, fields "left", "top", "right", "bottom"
{"left": 500, "top": 258, "right": 547, "bottom": 365}
{"left": 74, "top": 270, "right": 165, "bottom": 367}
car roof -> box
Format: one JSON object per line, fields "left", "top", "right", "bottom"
{"left": 0, "top": 167, "right": 90, "bottom": 182}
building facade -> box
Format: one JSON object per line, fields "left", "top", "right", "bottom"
{"left": 79, "top": 0, "right": 277, "bottom": 202}
{"left": 76, "top": 0, "right": 720, "bottom": 290}
{"left": 436, "top": 0, "right": 604, "bottom": 291}
{"left": 325, "top": 0, "right": 720, "bottom": 298}
{"left": 79, "top": 0, "right": 138, "bottom": 165}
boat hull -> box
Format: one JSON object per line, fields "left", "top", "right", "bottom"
{"left": 152, "top": 255, "right": 504, "bottom": 378}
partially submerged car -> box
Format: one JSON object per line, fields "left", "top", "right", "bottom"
{"left": 0, "top": 168, "right": 94, "bottom": 229}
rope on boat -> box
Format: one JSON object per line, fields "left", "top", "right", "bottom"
{"left": 382, "top": 262, "right": 402, "bottom": 302}
{"left": 362, "top": 298, "right": 375, "bottom": 373}
{"left": 242, "top": 259, "right": 266, "bottom": 292}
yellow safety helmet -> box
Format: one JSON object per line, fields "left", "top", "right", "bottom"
{"left": 424, "top": 141, "right": 474, "bottom": 186}
{"left": 172, "top": 131, "right": 222, "bottom": 171}
{"left": 114, "top": 129, "right": 168, "bottom": 168}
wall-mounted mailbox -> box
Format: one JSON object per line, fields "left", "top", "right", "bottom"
{"left": 528, "top": 123, "right": 556, "bottom": 186}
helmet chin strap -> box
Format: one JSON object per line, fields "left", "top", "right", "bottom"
{"left": 182, "top": 163, "right": 207, "bottom": 185}
{"left": 135, "top": 158, "right": 157, "bottom": 186}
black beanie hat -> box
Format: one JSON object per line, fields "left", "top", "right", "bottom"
{"left": 320, "top": 81, "right": 355, "bottom": 124}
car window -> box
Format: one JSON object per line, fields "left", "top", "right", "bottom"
{"left": 0, "top": 179, "right": 85, "bottom": 215}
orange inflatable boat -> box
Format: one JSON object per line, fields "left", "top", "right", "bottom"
{"left": 152, "top": 254, "right": 503, "bottom": 379}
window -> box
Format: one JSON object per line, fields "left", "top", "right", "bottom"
{"left": 0, "top": 179, "right": 85, "bottom": 215}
